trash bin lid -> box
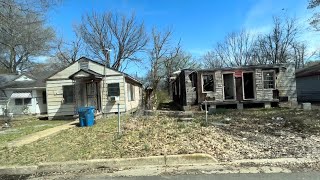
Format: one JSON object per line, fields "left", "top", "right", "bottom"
{"left": 78, "top": 107, "right": 87, "bottom": 112}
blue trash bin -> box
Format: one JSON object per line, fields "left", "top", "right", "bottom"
{"left": 78, "top": 107, "right": 87, "bottom": 127}
{"left": 86, "top": 106, "right": 95, "bottom": 126}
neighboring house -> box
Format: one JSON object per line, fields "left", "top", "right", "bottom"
{"left": 0, "top": 73, "right": 48, "bottom": 115}
{"left": 46, "top": 57, "right": 143, "bottom": 120}
{"left": 296, "top": 63, "right": 320, "bottom": 102}
{"left": 171, "top": 64, "right": 297, "bottom": 110}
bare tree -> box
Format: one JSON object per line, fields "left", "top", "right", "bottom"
{"left": 204, "top": 30, "right": 254, "bottom": 67}
{"left": 163, "top": 51, "right": 200, "bottom": 94}
{"left": 308, "top": 0, "right": 320, "bottom": 30}
{"left": 56, "top": 34, "right": 83, "bottom": 64}
{"left": 252, "top": 16, "right": 300, "bottom": 65}
{"left": 77, "top": 11, "right": 148, "bottom": 70}
{"left": 0, "top": 0, "right": 55, "bottom": 73}
{"left": 148, "top": 27, "right": 181, "bottom": 108}
{"left": 202, "top": 50, "right": 225, "bottom": 68}
{"left": 291, "top": 42, "right": 306, "bottom": 69}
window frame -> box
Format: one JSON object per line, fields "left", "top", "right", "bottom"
{"left": 130, "top": 84, "right": 135, "bottom": 101}
{"left": 201, "top": 74, "right": 215, "bottom": 93}
{"left": 24, "top": 98, "right": 32, "bottom": 105}
{"left": 42, "top": 91, "right": 47, "bottom": 104}
{"left": 127, "top": 83, "right": 135, "bottom": 101}
{"left": 262, "top": 70, "right": 276, "bottom": 89}
{"left": 63, "top": 85, "right": 74, "bottom": 104}
{"left": 14, "top": 98, "right": 32, "bottom": 105}
{"left": 15, "top": 98, "right": 23, "bottom": 105}
{"left": 108, "top": 83, "right": 120, "bottom": 97}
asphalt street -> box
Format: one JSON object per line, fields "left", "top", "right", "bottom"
{"left": 75, "top": 172, "right": 320, "bottom": 180}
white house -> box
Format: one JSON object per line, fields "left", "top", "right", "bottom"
{"left": 0, "top": 73, "right": 47, "bottom": 116}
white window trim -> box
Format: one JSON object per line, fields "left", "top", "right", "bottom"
{"left": 201, "top": 74, "right": 214, "bottom": 93}
{"left": 262, "top": 70, "right": 276, "bottom": 89}
{"left": 15, "top": 98, "right": 32, "bottom": 106}
{"left": 127, "top": 83, "right": 135, "bottom": 101}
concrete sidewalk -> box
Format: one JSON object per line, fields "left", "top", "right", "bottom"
{"left": 6, "top": 120, "right": 78, "bottom": 148}
{"left": 0, "top": 153, "right": 319, "bottom": 176}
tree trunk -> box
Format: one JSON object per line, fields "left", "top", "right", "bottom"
{"left": 9, "top": 48, "right": 16, "bottom": 73}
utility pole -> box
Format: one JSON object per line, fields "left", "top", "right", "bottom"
{"left": 117, "top": 103, "right": 121, "bottom": 135}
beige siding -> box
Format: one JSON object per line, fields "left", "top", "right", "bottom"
{"left": 125, "top": 80, "right": 142, "bottom": 111}
{"left": 88, "top": 61, "right": 121, "bottom": 76}
{"left": 48, "top": 63, "right": 79, "bottom": 80}
{"left": 101, "top": 75, "right": 126, "bottom": 113}
{"left": 46, "top": 60, "right": 142, "bottom": 118}
{"left": 46, "top": 79, "right": 75, "bottom": 117}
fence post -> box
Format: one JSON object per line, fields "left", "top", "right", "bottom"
{"left": 117, "top": 103, "right": 121, "bottom": 135}
{"left": 205, "top": 100, "right": 208, "bottom": 123}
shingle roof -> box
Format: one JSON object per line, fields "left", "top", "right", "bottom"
{"left": 296, "top": 63, "right": 320, "bottom": 78}
{"left": 68, "top": 69, "right": 104, "bottom": 80}
{"left": 0, "top": 72, "right": 49, "bottom": 89}
{"left": 0, "top": 74, "right": 18, "bottom": 87}
{"left": 47, "top": 56, "right": 143, "bottom": 85}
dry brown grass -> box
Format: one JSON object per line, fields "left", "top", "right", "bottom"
{"left": 1, "top": 108, "right": 320, "bottom": 166}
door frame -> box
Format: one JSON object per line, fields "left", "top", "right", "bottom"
{"left": 242, "top": 71, "right": 256, "bottom": 100}
{"left": 222, "top": 72, "right": 236, "bottom": 101}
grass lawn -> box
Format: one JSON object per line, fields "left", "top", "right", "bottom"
{"left": 1, "top": 108, "right": 320, "bottom": 166}
{"left": 0, "top": 116, "right": 70, "bottom": 147}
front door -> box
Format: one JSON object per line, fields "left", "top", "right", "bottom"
{"left": 243, "top": 72, "right": 255, "bottom": 99}
{"left": 86, "top": 82, "right": 101, "bottom": 112}
{"left": 223, "top": 73, "right": 235, "bottom": 100}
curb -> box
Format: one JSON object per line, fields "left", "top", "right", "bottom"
{"left": 0, "top": 153, "right": 216, "bottom": 175}
{"left": 0, "top": 155, "right": 318, "bottom": 175}
{"left": 224, "top": 157, "right": 320, "bottom": 166}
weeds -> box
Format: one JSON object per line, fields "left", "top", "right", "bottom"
{"left": 143, "top": 143, "right": 150, "bottom": 151}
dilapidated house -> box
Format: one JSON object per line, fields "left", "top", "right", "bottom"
{"left": 171, "top": 64, "right": 297, "bottom": 110}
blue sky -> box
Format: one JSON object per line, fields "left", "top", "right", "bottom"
{"left": 46, "top": 0, "right": 318, "bottom": 75}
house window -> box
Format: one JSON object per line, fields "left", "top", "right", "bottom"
{"left": 15, "top": 98, "right": 31, "bottom": 105}
{"left": 24, "top": 98, "right": 31, "bottom": 105}
{"left": 63, "top": 85, "right": 74, "bottom": 104}
{"left": 15, "top": 99, "right": 23, "bottom": 105}
{"left": 42, "top": 91, "right": 47, "bottom": 104}
{"left": 263, "top": 71, "right": 275, "bottom": 89}
{"left": 127, "top": 83, "right": 135, "bottom": 101}
{"left": 108, "top": 83, "right": 120, "bottom": 96}
{"left": 202, "top": 74, "right": 214, "bottom": 92}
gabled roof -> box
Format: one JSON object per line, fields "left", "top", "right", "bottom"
{"left": 296, "top": 63, "right": 320, "bottom": 78}
{"left": 46, "top": 57, "right": 143, "bottom": 85}
{"left": 69, "top": 69, "right": 104, "bottom": 80}
{"left": 0, "top": 72, "right": 48, "bottom": 89}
